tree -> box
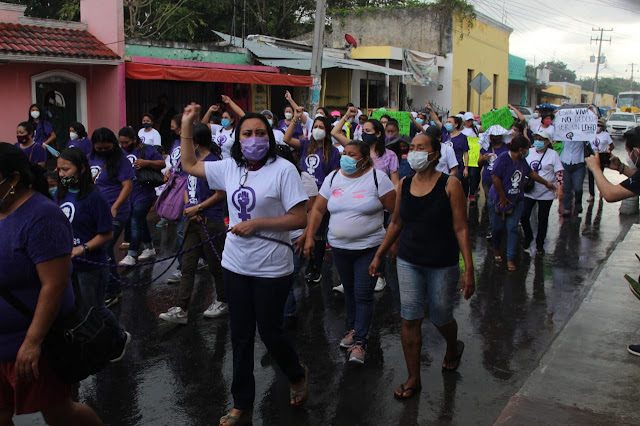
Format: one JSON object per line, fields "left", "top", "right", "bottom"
{"left": 537, "top": 61, "right": 577, "bottom": 83}
{"left": 579, "top": 77, "right": 640, "bottom": 96}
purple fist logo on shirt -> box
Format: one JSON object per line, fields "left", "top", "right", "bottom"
{"left": 232, "top": 186, "right": 256, "bottom": 221}
{"left": 217, "top": 135, "right": 227, "bottom": 147}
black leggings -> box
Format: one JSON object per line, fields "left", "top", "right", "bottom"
{"left": 521, "top": 198, "right": 553, "bottom": 250}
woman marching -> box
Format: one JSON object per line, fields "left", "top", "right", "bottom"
{"left": 159, "top": 123, "right": 228, "bottom": 323}
{"left": 27, "top": 104, "right": 56, "bottom": 148}
{"left": 305, "top": 140, "right": 396, "bottom": 364}
{"left": 368, "top": 133, "right": 475, "bottom": 400}
{"left": 179, "top": 103, "right": 310, "bottom": 425}
{"left": 283, "top": 106, "right": 340, "bottom": 284}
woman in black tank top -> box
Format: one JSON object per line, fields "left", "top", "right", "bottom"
{"left": 369, "top": 133, "right": 475, "bottom": 400}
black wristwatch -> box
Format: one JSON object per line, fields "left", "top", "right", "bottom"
{"left": 82, "top": 244, "right": 90, "bottom": 256}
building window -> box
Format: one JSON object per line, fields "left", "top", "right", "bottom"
{"left": 467, "top": 69, "right": 473, "bottom": 112}
{"left": 360, "top": 78, "right": 386, "bottom": 109}
{"left": 493, "top": 74, "right": 498, "bottom": 109}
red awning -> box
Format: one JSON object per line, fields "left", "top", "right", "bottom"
{"left": 125, "top": 62, "right": 312, "bottom": 87}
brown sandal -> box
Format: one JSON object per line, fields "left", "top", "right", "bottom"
{"left": 219, "top": 409, "right": 252, "bottom": 425}
{"left": 290, "top": 363, "right": 309, "bottom": 406}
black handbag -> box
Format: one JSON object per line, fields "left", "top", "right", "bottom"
{"left": 524, "top": 148, "right": 547, "bottom": 194}
{"left": 0, "top": 288, "right": 125, "bottom": 384}
{"left": 136, "top": 144, "right": 164, "bottom": 187}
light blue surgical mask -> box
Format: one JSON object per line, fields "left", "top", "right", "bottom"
{"left": 430, "top": 121, "right": 436, "bottom": 126}
{"left": 221, "top": 118, "right": 231, "bottom": 128}
{"left": 267, "top": 119, "right": 273, "bottom": 126}
{"left": 444, "top": 123, "right": 454, "bottom": 132}
{"left": 522, "top": 149, "right": 529, "bottom": 159}
{"left": 340, "top": 155, "right": 360, "bottom": 175}
{"left": 533, "top": 140, "right": 545, "bottom": 151}
{"left": 533, "top": 113, "right": 539, "bottom": 119}
{"left": 416, "top": 118, "right": 424, "bottom": 125}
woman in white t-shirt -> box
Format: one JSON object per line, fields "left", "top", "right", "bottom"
{"left": 304, "top": 140, "right": 396, "bottom": 365}
{"left": 179, "top": 105, "right": 310, "bottom": 425}
{"left": 535, "top": 114, "right": 555, "bottom": 141}
{"left": 138, "top": 113, "right": 162, "bottom": 147}
{"left": 521, "top": 130, "right": 564, "bottom": 255}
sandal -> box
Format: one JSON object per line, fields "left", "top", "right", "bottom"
{"left": 494, "top": 255, "right": 503, "bottom": 263}
{"left": 442, "top": 340, "right": 465, "bottom": 371}
{"left": 219, "top": 409, "right": 253, "bottom": 426}
{"left": 507, "top": 261, "right": 517, "bottom": 272}
{"left": 393, "top": 383, "right": 422, "bottom": 400}
{"left": 290, "top": 363, "right": 309, "bottom": 406}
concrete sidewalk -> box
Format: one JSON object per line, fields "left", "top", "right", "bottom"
{"left": 496, "top": 224, "right": 640, "bottom": 425}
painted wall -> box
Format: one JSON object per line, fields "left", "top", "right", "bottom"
{"left": 125, "top": 44, "right": 252, "bottom": 66}
{"left": 405, "top": 53, "right": 453, "bottom": 117}
{"left": 548, "top": 82, "right": 582, "bottom": 104}
{"left": 80, "top": 0, "right": 124, "bottom": 57}
{"left": 451, "top": 15, "right": 510, "bottom": 115}
{"left": 0, "top": 63, "right": 120, "bottom": 142}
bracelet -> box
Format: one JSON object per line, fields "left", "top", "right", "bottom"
{"left": 181, "top": 135, "right": 193, "bottom": 139}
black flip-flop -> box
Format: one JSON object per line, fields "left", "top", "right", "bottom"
{"left": 442, "top": 340, "right": 465, "bottom": 371}
{"left": 393, "top": 383, "right": 422, "bottom": 400}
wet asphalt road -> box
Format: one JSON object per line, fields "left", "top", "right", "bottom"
{"left": 15, "top": 148, "right": 640, "bottom": 425}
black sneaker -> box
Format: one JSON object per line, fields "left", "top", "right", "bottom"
{"left": 523, "top": 237, "right": 533, "bottom": 251}
{"left": 307, "top": 269, "right": 322, "bottom": 284}
{"left": 536, "top": 247, "right": 546, "bottom": 256}
{"left": 303, "top": 265, "right": 315, "bottom": 282}
{"left": 105, "top": 292, "right": 123, "bottom": 308}
{"left": 628, "top": 344, "right": 640, "bottom": 357}
{"left": 110, "top": 331, "right": 131, "bottom": 363}
{"left": 576, "top": 205, "right": 583, "bottom": 214}
{"left": 485, "top": 231, "right": 492, "bottom": 240}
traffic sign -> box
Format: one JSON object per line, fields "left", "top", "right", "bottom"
{"left": 470, "top": 72, "right": 491, "bottom": 95}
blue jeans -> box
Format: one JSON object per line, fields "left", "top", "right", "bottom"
{"left": 331, "top": 246, "right": 378, "bottom": 345}
{"left": 488, "top": 198, "right": 524, "bottom": 261}
{"left": 73, "top": 268, "right": 125, "bottom": 339}
{"left": 128, "top": 199, "right": 154, "bottom": 257}
{"left": 224, "top": 269, "right": 304, "bottom": 409}
{"left": 562, "top": 162, "right": 586, "bottom": 212}
{"left": 284, "top": 238, "right": 306, "bottom": 318}
{"left": 106, "top": 220, "right": 124, "bottom": 295}
{"left": 396, "top": 259, "right": 459, "bottom": 325}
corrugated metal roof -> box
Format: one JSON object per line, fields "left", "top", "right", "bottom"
{"left": 214, "top": 31, "right": 409, "bottom": 76}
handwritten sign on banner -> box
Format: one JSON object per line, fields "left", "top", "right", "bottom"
{"left": 554, "top": 108, "right": 598, "bottom": 142}
{"left": 371, "top": 110, "right": 411, "bottom": 136}
{"left": 480, "top": 107, "right": 514, "bottom": 131}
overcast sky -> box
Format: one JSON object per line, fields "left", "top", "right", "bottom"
{"left": 465, "top": 0, "right": 640, "bottom": 82}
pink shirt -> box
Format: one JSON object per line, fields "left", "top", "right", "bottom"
{"left": 373, "top": 148, "right": 399, "bottom": 177}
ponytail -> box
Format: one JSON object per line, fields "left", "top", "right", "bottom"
{"left": 29, "top": 163, "right": 51, "bottom": 199}
{"left": 0, "top": 143, "right": 51, "bottom": 198}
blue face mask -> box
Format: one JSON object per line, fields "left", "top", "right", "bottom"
{"left": 533, "top": 140, "right": 545, "bottom": 151}
{"left": 533, "top": 113, "right": 539, "bottom": 119}
{"left": 430, "top": 121, "right": 436, "bottom": 126}
{"left": 473, "top": 120, "right": 479, "bottom": 126}
{"left": 415, "top": 118, "right": 424, "bottom": 125}
{"left": 444, "top": 123, "right": 454, "bottom": 132}
{"left": 48, "top": 187, "right": 57, "bottom": 197}
{"left": 221, "top": 119, "right": 231, "bottom": 128}
{"left": 267, "top": 119, "right": 273, "bottom": 126}
{"left": 340, "top": 155, "right": 360, "bottom": 175}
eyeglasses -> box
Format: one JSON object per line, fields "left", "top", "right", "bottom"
{"left": 239, "top": 169, "right": 249, "bottom": 187}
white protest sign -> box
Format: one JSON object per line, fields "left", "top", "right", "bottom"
{"left": 554, "top": 108, "right": 598, "bottom": 142}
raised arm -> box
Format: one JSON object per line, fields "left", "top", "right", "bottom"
{"left": 222, "top": 95, "right": 246, "bottom": 119}
{"left": 201, "top": 104, "right": 220, "bottom": 124}
{"left": 410, "top": 114, "right": 425, "bottom": 133}
{"left": 283, "top": 107, "right": 303, "bottom": 149}
{"left": 181, "top": 103, "right": 207, "bottom": 180}
{"left": 285, "top": 90, "right": 307, "bottom": 125}
{"left": 330, "top": 107, "right": 358, "bottom": 147}
{"left": 426, "top": 102, "right": 442, "bottom": 129}
{"left": 508, "top": 104, "right": 525, "bottom": 123}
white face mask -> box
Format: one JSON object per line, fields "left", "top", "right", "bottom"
{"left": 407, "top": 151, "right": 436, "bottom": 172}
{"left": 284, "top": 113, "right": 293, "bottom": 120}
{"left": 627, "top": 150, "right": 638, "bottom": 171}
{"left": 30, "top": 110, "right": 40, "bottom": 119}
{"left": 312, "top": 128, "right": 326, "bottom": 141}
{"left": 69, "top": 132, "right": 79, "bottom": 141}
{"left": 315, "top": 113, "right": 324, "bottom": 118}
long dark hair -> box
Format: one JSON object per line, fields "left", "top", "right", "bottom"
{"left": 118, "top": 126, "right": 140, "bottom": 147}
{"left": 230, "top": 113, "right": 278, "bottom": 167}
{"left": 193, "top": 123, "right": 222, "bottom": 157}
{"left": 27, "top": 103, "right": 42, "bottom": 124}
{"left": 307, "top": 116, "right": 334, "bottom": 166}
{"left": 18, "top": 121, "right": 34, "bottom": 137}
{"left": 276, "top": 145, "right": 301, "bottom": 175}
{"left": 364, "top": 118, "right": 385, "bottom": 157}
{"left": 57, "top": 147, "right": 96, "bottom": 201}
{"left": 91, "top": 127, "right": 124, "bottom": 179}
{"left": 449, "top": 116, "right": 463, "bottom": 130}
{"left": 70, "top": 121, "right": 88, "bottom": 139}
{"left": 346, "top": 140, "right": 374, "bottom": 169}
{"left": 0, "top": 143, "right": 50, "bottom": 198}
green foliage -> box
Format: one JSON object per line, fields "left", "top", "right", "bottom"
{"left": 4, "top": 0, "right": 79, "bottom": 20}
{"left": 537, "top": 61, "right": 577, "bottom": 83}
{"left": 579, "top": 77, "right": 640, "bottom": 97}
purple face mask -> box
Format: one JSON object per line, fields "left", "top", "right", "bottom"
{"left": 241, "top": 136, "right": 270, "bottom": 161}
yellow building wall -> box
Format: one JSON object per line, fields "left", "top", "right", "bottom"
{"left": 566, "top": 85, "right": 582, "bottom": 104}
{"left": 321, "top": 68, "right": 352, "bottom": 109}
{"left": 451, "top": 15, "right": 510, "bottom": 115}
{"left": 601, "top": 94, "right": 615, "bottom": 108}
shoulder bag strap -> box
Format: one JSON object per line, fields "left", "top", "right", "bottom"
{"left": 0, "top": 288, "right": 34, "bottom": 320}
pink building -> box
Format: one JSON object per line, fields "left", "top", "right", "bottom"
{"left": 0, "top": 0, "right": 123, "bottom": 147}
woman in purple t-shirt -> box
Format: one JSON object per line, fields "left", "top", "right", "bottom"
{"left": 0, "top": 143, "right": 102, "bottom": 424}
{"left": 488, "top": 136, "right": 556, "bottom": 271}
{"left": 88, "top": 128, "right": 135, "bottom": 306}
{"left": 283, "top": 109, "right": 340, "bottom": 284}
{"left": 27, "top": 104, "right": 56, "bottom": 148}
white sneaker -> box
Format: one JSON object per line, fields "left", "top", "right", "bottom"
{"left": 138, "top": 248, "right": 156, "bottom": 261}
{"left": 159, "top": 306, "right": 188, "bottom": 324}
{"left": 374, "top": 277, "right": 386, "bottom": 292}
{"left": 197, "top": 259, "right": 208, "bottom": 271}
{"left": 203, "top": 301, "right": 228, "bottom": 318}
{"left": 167, "top": 270, "right": 182, "bottom": 284}
{"left": 333, "top": 284, "right": 344, "bottom": 294}
{"left": 118, "top": 255, "right": 136, "bottom": 267}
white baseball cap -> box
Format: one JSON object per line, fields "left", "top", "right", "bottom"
{"left": 463, "top": 112, "right": 475, "bottom": 121}
{"left": 533, "top": 130, "right": 552, "bottom": 141}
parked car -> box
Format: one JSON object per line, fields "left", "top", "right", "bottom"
{"left": 513, "top": 105, "right": 533, "bottom": 122}
{"left": 606, "top": 112, "right": 638, "bottom": 137}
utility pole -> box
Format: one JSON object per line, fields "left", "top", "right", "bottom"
{"left": 628, "top": 63, "right": 637, "bottom": 91}
{"left": 590, "top": 27, "right": 612, "bottom": 104}
{"left": 309, "top": 0, "right": 326, "bottom": 114}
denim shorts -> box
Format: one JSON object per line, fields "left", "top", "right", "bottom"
{"left": 396, "top": 258, "right": 460, "bottom": 325}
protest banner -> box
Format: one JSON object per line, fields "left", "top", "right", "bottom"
{"left": 371, "top": 110, "right": 411, "bottom": 135}
{"left": 480, "top": 107, "right": 514, "bottom": 131}
{"left": 466, "top": 136, "right": 481, "bottom": 167}
{"left": 554, "top": 108, "right": 598, "bottom": 142}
